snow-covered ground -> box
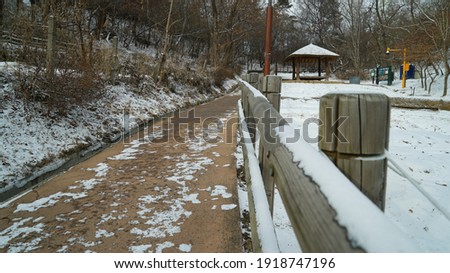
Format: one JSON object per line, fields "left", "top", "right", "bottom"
{"left": 0, "top": 116, "right": 240, "bottom": 253}
{"left": 2, "top": 55, "right": 448, "bottom": 252}
{"left": 275, "top": 75, "right": 450, "bottom": 252}
{"left": 0, "top": 61, "right": 231, "bottom": 198}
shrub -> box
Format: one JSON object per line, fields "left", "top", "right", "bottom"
{"left": 13, "top": 51, "right": 104, "bottom": 116}
{"left": 119, "top": 53, "right": 156, "bottom": 93}
{"left": 213, "top": 67, "right": 235, "bottom": 86}
{"left": 334, "top": 69, "right": 370, "bottom": 81}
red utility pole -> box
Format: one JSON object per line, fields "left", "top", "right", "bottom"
{"left": 263, "top": 0, "right": 273, "bottom": 76}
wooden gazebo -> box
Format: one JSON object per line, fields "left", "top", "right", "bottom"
{"left": 286, "top": 44, "right": 339, "bottom": 81}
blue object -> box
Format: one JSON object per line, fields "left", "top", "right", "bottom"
{"left": 400, "top": 64, "right": 415, "bottom": 79}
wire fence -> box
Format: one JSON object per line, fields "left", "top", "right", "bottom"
{"left": 385, "top": 150, "right": 450, "bottom": 222}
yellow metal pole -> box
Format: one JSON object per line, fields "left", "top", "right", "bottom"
{"left": 402, "top": 48, "right": 407, "bottom": 88}
{"left": 386, "top": 47, "right": 408, "bottom": 88}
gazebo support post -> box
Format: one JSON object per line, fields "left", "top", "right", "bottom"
{"left": 292, "top": 59, "right": 295, "bottom": 80}
{"left": 318, "top": 57, "right": 322, "bottom": 77}
{"left": 325, "top": 58, "right": 330, "bottom": 80}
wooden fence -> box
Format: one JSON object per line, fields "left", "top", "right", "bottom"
{"left": 1, "top": 16, "right": 117, "bottom": 80}
{"left": 1, "top": 17, "right": 77, "bottom": 52}
{"left": 239, "top": 73, "right": 417, "bottom": 252}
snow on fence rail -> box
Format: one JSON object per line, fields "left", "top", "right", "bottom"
{"left": 238, "top": 73, "right": 418, "bottom": 252}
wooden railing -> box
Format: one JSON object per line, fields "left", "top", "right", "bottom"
{"left": 1, "top": 28, "right": 77, "bottom": 52}
{"left": 1, "top": 16, "right": 117, "bottom": 81}
{"left": 238, "top": 73, "right": 417, "bottom": 253}
{"left": 1, "top": 31, "right": 47, "bottom": 48}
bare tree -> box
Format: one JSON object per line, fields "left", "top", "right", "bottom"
{"left": 202, "top": 0, "right": 263, "bottom": 70}
{"left": 295, "top": 0, "right": 341, "bottom": 47}
{"left": 338, "top": 0, "right": 373, "bottom": 76}
{"left": 153, "top": 0, "right": 175, "bottom": 83}
{"left": 374, "top": 0, "right": 408, "bottom": 49}
{"left": 410, "top": 0, "right": 449, "bottom": 96}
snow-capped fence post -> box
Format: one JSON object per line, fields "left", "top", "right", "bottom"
{"left": 241, "top": 74, "right": 258, "bottom": 146}
{"left": 257, "top": 73, "right": 264, "bottom": 90}
{"left": 319, "top": 93, "right": 390, "bottom": 210}
{"left": 261, "top": 75, "right": 282, "bottom": 112}
{"left": 248, "top": 72, "right": 259, "bottom": 89}
{"left": 46, "top": 15, "right": 55, "bottom": 77}
{"left": 258, "top": 75, "right": 282, "bottom": 213}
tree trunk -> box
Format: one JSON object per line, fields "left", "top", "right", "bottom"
{"left": 0, "top": 0, "right": 4, "bottom": 27}
{"left": 443, "top": 44, "right": 449, "bottom": 96}
{"left": 209, "top": 0, "right": 220, "bottom": 68}
{"left": 375, "top": 0, "right": 387, "bottom": 49}
{"left": 154, "top": 0, "right": 174, "bottom": 83}
{"left": 443, "top": 66, "right": 449, "bottom": 96}
{"left": 220, "top": 0, "right": 240, "bottom": 69}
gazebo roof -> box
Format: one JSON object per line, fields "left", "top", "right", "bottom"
{"left": 286, "top": 43, "right": 339, "bottom": 60}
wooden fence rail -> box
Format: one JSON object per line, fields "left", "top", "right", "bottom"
{"left": 1, "top": 31, "right": 77, "bottom": 51}
{"left": 1, "top": 16, "right": 116, "bottom": 81}
{"left": 238, "top": 73, "right": 417, "bottom": 252}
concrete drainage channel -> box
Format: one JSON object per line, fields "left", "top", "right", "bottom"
{"left": 0, "top": 93, "right": 228, "bottom": 203}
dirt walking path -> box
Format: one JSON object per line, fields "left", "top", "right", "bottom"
{"left": 0, "top": 95, "right": 242, "bottom": 253}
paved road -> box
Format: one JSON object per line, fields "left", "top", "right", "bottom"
{"left": 0, "top": 95, "right": 242, "bottom": 253}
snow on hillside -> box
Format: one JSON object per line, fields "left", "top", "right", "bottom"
{"left": 278, "top": 77, "right": 450, "bottom": 252}
{"left": 0, "top": 61, "right": 233, "bottom": 198}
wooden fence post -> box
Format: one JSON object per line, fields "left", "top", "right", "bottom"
{"left": 319, "top": 93, "right": 390, "bottom": 210}
{"left": 110, "top": 36, "right": 119, "bottom": 84}
{"left": 257, "top": 73, "right": 263, "bottom": 91}
{"left": 243, "top": 73, "right": 258, "bottom": 146}
{"left": 261, "top": 75, "right": 282, "bottom": 111}
{"left": 258, "top": 75, "right": 282, "bottom": 213}
{"left": 46, "top": 15, "right": 55, "bottom": 77}
{"left": 248, "top": 72, "right": 259, "bottom": 88}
